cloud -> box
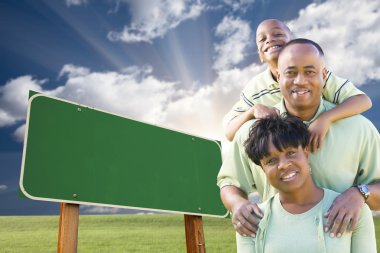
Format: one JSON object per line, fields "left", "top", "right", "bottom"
{"left": 0, "top": 76, "right": 44, "bottom": 127}
{"left": 223, "top": 0, "right": 256, "bottom": 12}
{"left": 213, "top": 16, "right": 252, "bottom": 71}
{"left": 108, "top": 0, "right": 205, "bottom": 43}
{"left": 0, "top": 185, "right": 8, "bottom": 191}
{"left": 65, "top": 0, "right": 87, "bottom": 7}
{"left": 1, "top": 62, "right": 264, "bottom": 144}
{"left": 13, "top": 124, "right": 26, "bottom": 143}
{"left": 288, "top": 0, "right": 380, "bottom": 85}
{"left": 80, "top": 205, "right": 122, "bottom": 214}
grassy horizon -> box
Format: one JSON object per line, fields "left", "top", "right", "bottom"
{"left": 0, "top": 214, "right": 379, "bottom": 252}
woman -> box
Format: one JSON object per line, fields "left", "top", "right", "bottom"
{"left": 237, "top": 116, "right": 376, "bottom": 253}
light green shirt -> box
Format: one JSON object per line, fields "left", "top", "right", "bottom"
{"left": 217, "top": 99, "right": 380, "bottom": 201}
{"left": 236, "top": 189, "right": 376, "bottom": 253}
{"left": 223, "top": 68, "right": 365, "bottom": 128}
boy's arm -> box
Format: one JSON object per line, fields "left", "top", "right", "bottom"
{"left": 225, "top": 105, "right": 279, "bottom": 141}
{"left": 309, "top": 94, "right": 372, "bottom": 152}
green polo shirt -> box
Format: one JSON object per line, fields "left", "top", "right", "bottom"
{"left": 217, "top": 98, "right": 380, "bottom": 201}
{"left": 223, "top": 68, "right": 365, "bottom": 128}
{"left": 236, "top": 189, "right": 376, "bottom": 253}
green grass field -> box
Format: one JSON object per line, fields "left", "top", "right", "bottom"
{"left": 0, "top": 214, "right": 379, "bottom": 252}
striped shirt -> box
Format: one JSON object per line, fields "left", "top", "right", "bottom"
{"left": 223, "top": 68, "right": 364, "bottom": 129}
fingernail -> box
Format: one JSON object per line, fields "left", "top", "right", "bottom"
{"left": 251, "top": 234, "right": 256, "bottom": 238}
{"left": 324, "top": 227, "right": 328, "bottom": 232}
{"left": 337, "top": 233, "right": 341, "bottom": 238}
{"left": 330, "top": 233, "right": 335, "bottom": 238}
{"left": 243, "top": 234, "right": 247, "bottom": 237}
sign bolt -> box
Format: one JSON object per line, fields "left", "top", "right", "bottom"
{"left": 77, "top": 108, "right": 81, "bottom": 112}
{"left": 72, "top": 194, "right": 78, "bottom": 198}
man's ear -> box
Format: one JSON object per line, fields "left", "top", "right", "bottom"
{"left": 277, "top": 71, "right": 281, "bottom": 82}
{"left": 322, "top": 67, "right": 328, "bottom": 81}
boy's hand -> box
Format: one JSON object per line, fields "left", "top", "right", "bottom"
{"left": 231, "top": 200, "right": 263, "bottom": 238}
{"left": 308, "top": 115, "right": 332, "bottom": 153}
{"left": 250, "top": 104, "right": 279, "bottom": 119}
{"left": 324, "top": 187, "right": 365, "bottom": 238}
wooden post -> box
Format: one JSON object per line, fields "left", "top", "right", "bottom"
{"left": 57, "top": 203, "right": 80, "bottom": 253}
{"left": 184, "top": 215, "right": 206, "bottom": 253}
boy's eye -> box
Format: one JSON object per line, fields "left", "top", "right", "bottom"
{"left": 258, "top": 37, "right": 265, "bottom": 43}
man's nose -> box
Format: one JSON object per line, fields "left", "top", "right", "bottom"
{"left": 294, "top": 73, "right": 306, "bottom": 85}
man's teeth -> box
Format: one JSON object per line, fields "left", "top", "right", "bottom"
{"left": 293, "top": 90, "right": 308, "bottom": 95}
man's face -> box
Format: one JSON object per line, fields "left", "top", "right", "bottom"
{"left": 277, "top": 43, "right": 327, "bottom": 112}
{"left": 256, "top": 19, "right": 291, "bottom": 64}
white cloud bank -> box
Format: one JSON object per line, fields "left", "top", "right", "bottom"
{"left": 2, "top": 63, "right": 264, "bottom": 143}
{"left": 213, "top": 16, "right": 252, "bottom": 71}
{"left": 108, "top": 0, "right": 205, "bottom": 43}
{"left": 2, "top": 0, "right": 380, "bottom": 144}
{"left": 288, "top": 0, "right": 380, "bottom": 85}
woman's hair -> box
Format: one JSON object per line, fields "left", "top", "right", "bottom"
{"left": 244, "top": 116, "right": 310, "bottom": 166}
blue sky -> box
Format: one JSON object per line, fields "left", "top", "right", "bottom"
{"left": 1, "top": 0, "right": 380, "bottom": 215}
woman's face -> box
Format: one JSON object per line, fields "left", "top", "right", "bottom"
{"left": 260, "top": 142, "right": 310, "bottom": 193}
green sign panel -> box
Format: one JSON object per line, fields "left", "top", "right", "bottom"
{"left": 20, "top": 93, "right": 226, "bottom": 217}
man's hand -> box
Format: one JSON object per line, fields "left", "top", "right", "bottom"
{"left": 231, "top": 199, "right": 263, "bottom": 237}
{"left": 308, "top": 115, "right": 332, "bottom": 153}
{"left": 324, "top": 187, "right": 365, "bottom": 238}
{"left": 251, "top": 104, "right": 279, "bottom": 119}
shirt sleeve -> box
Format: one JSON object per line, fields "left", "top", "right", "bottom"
{"left": 356, "top": 119, "right": 380, "bottom": 186}
{"left": 222, "top": 91, "right": 253, "bottom": 130}
{"left": 217, "top": 121, "right": 256, "bottom": 195}
{"left": 322, "top": 71, "right": 365, "bottom": 104}
{"left": 351, "top": 204, "right": 377, "bottom": 253}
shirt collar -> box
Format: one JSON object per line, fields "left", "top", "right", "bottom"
{"left": 263, "top": 68, "right": 279, "bottom": 89}
{"left": 275, "top": 97, "right": 327, "bottom": 126}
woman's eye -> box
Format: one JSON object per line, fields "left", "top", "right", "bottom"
{"left": 287, "top": 151, "right": 296, "bottom": 156}
{"left": 267, "top": 158, "right": 278, "bottom": 165}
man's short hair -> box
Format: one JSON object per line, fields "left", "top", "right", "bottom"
{"left": 244, "top": 116, "right": 310, "bottom": 166}
{"left": 279, "top": 38, "right": 325, "bottom": 58}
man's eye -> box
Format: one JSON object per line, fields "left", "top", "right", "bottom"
{"left": 285, "top": 71, "right": 296, "bottom": 76}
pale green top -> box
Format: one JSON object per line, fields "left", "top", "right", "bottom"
{"left": 217, "top": 99, "right": 380, "bottom": 200}
{"left": 236, "top": 189, "right": 376, "bottom": 253}
{"left": 223, "top": 68, "right": 365, "bottom": 128}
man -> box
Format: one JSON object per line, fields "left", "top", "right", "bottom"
{"left": 218, "top": 38, "right": 380, "bottom": 240}
{"left": 223, "top": 19, "right": 372, "bottom": 154}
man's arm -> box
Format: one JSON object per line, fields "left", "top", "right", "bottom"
{"left": 324, "top": 181, "right": 380, "bottom": 238}
{"left": 220, "top": 185, "right": 263, "bottom": 237}
{"left": 308, "top": 94, "right": 372, "bottom": 152}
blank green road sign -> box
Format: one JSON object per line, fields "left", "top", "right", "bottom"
{"left": 20, "top": 93, "right": 227, "bottom": 217}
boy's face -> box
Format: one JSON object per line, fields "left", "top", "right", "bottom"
{"left": 256, "top": 19, "right": 291, "bottom": 64}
